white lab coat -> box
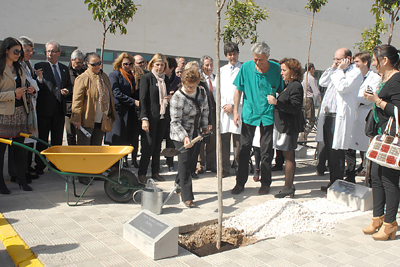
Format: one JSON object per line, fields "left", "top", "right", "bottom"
{"left": 348, "top": 70, "right": 381, "bottom": 151}
{"left": 316, "top": 64, "right": 363, "bottom": 150}
{"left": 220, "top": 62, "right": 242, "bottom": 134}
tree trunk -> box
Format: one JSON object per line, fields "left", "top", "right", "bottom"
{"left": 305, "top": 11, "right": 315, "bottom": 93}
{"left": 215, "top": 0, "right": 226, "bottom": 250}
{"left": 388, "top": 13, "right": 394, "bottom": 45}
{"left": 101, "top": 20, "right": 107, "bottom": 69}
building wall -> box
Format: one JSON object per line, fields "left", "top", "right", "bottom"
{"left": 1, "top": 0, "right": 398, "bottom": 71}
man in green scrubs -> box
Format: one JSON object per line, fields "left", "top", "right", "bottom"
{"left": 231, "top": 41, "right": 284, "bottom": 195}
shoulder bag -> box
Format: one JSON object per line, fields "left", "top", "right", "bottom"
{"left": 365, "top": 109, "right": 378, "bottom": 138}
{"left": 366, "top": 106, "right": 400, "bottom": 170}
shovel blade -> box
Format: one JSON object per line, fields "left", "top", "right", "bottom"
{"left": 160, "top": 148, "right": 180, "bottom": 157}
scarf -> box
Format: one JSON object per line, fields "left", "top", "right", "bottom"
{"left": 119, "top": 68, "right": 134, "bottom": 94}
{"left": 97, "top": 71, "right": 109, "bottom": 112}
{"left": 151, "top": 69, "right": 168, "bottom": 116}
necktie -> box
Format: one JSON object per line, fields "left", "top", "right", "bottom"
{"left": 208, "top": 76, "right": 213, "bottom": 94}
{"left": 52, "top": 64, "right": 62, "bottom": 102}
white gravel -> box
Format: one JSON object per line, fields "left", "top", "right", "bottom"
{"left": 223, "top": 198, "right": 367, "bottom": 240}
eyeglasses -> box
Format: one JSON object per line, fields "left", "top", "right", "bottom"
{"left": 25, "top": 48, "right": 35, "bottom": 55}
{"left": 88, "top": 61, "right": 102, "bottom": 67}
{"left": 136, "top": 61, "right": 145, "bottom": 64}
{"left": 46, "top": 50, "right": 59, "bottom": 54}
{"left": 12, "top": 49, "right": 22, "bottom": 55}
{"left": 123, "top": 62, "right": 133, "bottom": 66}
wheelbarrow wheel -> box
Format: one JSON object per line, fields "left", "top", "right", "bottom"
{"left": 104, "top": 169, "right": 138, "bottom": 203}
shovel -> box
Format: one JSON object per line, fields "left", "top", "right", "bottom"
{"left": 161, "top": 133, "right": 211, "bottom": 157}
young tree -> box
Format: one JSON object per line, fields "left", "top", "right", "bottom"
{"left": 354, "top": 11, "right": 386, "bottom": 54}
{"left": 215, "top": 0, "right": 227, "bottom": 251}
{"left": 375, "top": 0, "right": 400, "bottom": 45}
{"left": 84, "top": 0, "right": 138, "bottom": 64}
{"left": 222, "top": 0, "right": 268, "bottom": 45}
{"left": 303, "top": 0, "right": 327, "bottom": 131}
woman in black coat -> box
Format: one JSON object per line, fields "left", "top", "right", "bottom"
{"left": 267, "top": 58, "right": 303, "bottom": 198}
{"left": 105, "top": 52, "right": 138, "bottom": 168}
{"left": 138, "top": 53, "right": 171, "bottom": 184}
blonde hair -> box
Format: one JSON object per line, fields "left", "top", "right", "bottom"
{"left": 148, "top": 53, "right": 169, "bottom": 71}
{"left": 184, "top": 61, "right": 200, "bottom": 70}
{"left": 132, "top": 65, "right": 144, "bottom": 87}
{"left": 113, "top": 52, "right": 135, "bottom": 70}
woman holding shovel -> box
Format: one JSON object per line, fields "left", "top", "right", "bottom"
{"left": 169, "top": 68, "right": 209, "bottom": 208}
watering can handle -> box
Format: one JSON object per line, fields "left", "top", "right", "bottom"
{"left": 146, "top": 178, "right": 158, "bottom": 191}
{"left": 132, "top": 190, "right": 143, "bottom": 204}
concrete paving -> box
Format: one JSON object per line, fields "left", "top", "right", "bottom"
{"left": 0, "top": 140, "right": 400, "bottom": 266}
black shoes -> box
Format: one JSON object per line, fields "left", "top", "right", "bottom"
{"left": 231, "top": 184, "right": 244, "bottom": 195}
{"left": 18, "top": 183, "right": 32, "bottom": 191}
{"left": 321, "top": 182, "right": 332, "bottom": 192}
{"left": 275, "top": 186, "right": 295, "bottom": 198}
{"left": 0, "top": 187, "right": 10, "bottom": 194}
{"left": 79, "top": 177, "right": 91, "bottom": 185}
{"left": 131, "top": 160, "right": 139, "bottom": 168}
{"left": 258, "top": 185, "right": 270, "bottom": 195}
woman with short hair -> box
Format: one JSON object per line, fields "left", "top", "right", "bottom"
{"left": 170, "top": 68, "right": 209, "bottom": 207}
{"left": 71, "top": 52, "right": 116, "bottom": 184}
{"left": 267, "top": 58, "right": 304, "bottom": 198}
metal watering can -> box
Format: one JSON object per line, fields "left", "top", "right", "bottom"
{"left": 133, "top": 178, "right": 177, "bottom": 215}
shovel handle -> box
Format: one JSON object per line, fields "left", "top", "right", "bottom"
{"left": 183, "top": 135, "right": 203, "bottom": 149}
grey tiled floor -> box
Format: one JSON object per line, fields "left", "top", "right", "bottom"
{"left": 1, "top": 142, "right": 400, "bottom": 267}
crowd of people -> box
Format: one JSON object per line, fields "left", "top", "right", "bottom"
{"left": 0, "top": 35, "right": 399, "bottom": 241}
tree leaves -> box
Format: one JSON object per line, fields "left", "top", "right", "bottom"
{"left": 221, "top": 0, "right": 268, "bottom": 45}
{"left": 305, "top": 0, "right": 328, "bottom": 13}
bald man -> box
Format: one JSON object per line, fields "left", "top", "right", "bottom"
{"left": 134, "top": 54, "right": 149, "bottom": 73}
{"left": 316, "top": 47, "right": 363, "bottom": 192}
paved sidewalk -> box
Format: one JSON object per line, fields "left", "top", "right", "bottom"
{"left": 0, "top": 145, "right": 399, "bottom": 266}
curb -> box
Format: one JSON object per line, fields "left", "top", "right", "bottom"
{"left": 0, "top": 213, "right": 43, "bottom": 267}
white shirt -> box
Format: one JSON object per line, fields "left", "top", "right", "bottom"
{"left": 302, "top": 72, "right": 320, "bottom": 100}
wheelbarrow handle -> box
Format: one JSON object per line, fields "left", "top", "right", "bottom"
{"left": 19, "top": 132, "right": 51, "bottom": 147}
{"left": 0, "top": 138, "right": 12, "bottom": 146}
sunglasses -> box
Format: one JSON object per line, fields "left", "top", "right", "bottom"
{"left": 176, "top": 71, "right": 182, "bottom": 73}
{"left": 136, "top": 61, "right": 145, "bottom": 64}
{"left": 12, "top": 49, "right": 22, "bottom": 55}
{"left": 88, "top": 61, "right": 102, "bottom": 67}
{"left": 123, "top": 62, "right": 133, "bottom": 66}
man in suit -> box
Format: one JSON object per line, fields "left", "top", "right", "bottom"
{"left": 35, "top": 41, "right": 72, "bottom": 174}
{"left": 197, "top": 55, "right": 216, "bottom": 174}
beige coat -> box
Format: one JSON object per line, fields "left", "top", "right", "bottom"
{"left": 0, "top": 66, "right": 28, "bottom": 115}
{"left": 71, "top": 69, "right": 116, "bottom": 128}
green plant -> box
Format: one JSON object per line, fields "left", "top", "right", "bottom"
{"left": 222, "top": 0, "right": 268, "bottom": 45}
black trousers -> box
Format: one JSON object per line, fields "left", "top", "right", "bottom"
{"left": 323, "top": 116, "right": 345, "bottom": 184}
{"left": 221, "top": 133, "right": 240, "bottom": 173}
{"left": 316, "top": 141, "right": 328, "bottom": 173}
{"left": 345, "top": 149, "right": 356, "bottom": 183}
{"left": 35, "top": 109, "right": 65, "bottom": 171}
{"left": 138, "top": 119, "right": 168, "bottom": 176}
{"left": 174, "top": 141, "right": 199, "bottom": 202}
{"left": 65, "top": 116, "right": 77, "bottom": 145}
{"left": 0, "top": 136, "right": 27, "bottom": 188}
{"left": 371, "top": 162, "right": 400, "bottom": 222}
{"left": 236, "top": 122, "right": 273, "bottom": 187}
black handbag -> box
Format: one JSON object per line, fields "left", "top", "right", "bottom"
{"left": 365, "top": 109, "right": 377, "bottom": 138}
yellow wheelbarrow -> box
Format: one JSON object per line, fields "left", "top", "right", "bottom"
{"left": 0, "top": 133, "right": 144, "bottom": 206}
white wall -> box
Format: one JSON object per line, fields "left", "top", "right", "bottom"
{"left": 1, "top": 0, "right": 399, "bottom": 70}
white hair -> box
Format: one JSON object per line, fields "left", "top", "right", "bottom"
{"left": 251, "top": 42, "right": 270, "bottom": 57}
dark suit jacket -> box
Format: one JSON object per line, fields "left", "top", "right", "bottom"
{"left": 35, "top": 61, "right": 72, "bottom": 117}
{"left": 139, "top": 72, "right": 170, "bottom": 122}
{"left": 105, "top": 70, "right": 137, "bottom": 144}
{"left": 274, "top": 80, "right": 304, "bottom": 134}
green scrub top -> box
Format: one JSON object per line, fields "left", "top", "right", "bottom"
{"left": 233, "top": 60, "right": 284, "bottom": 127}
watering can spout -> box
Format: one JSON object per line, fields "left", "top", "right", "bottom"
{"left": 162, "top": 183, "right": 179, "bottom": 207}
